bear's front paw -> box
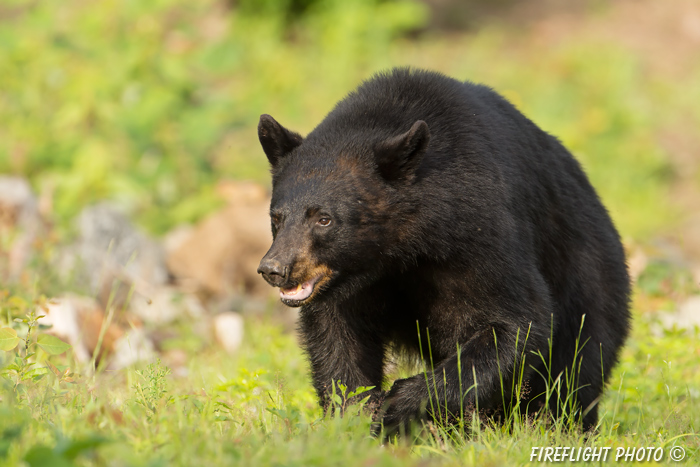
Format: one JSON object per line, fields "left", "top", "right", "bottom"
{"left": 372, "top": 377, "right": 428, "bottom": 439}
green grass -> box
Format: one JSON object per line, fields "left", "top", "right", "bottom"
{"left": 1, "top": 295, "right": 698, "bottom": 466}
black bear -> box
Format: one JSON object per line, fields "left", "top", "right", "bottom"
{"left": 257, "top": 68, "right": 630, "bottom": 434}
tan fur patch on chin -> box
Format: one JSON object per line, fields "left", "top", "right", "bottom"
{"left": 292, "top": 263, "right": 333, "bottom": 299}
{"left": 312, "top": 270, "right": 332, "bottom": 294}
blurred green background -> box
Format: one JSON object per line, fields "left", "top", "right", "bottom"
{"left": 1, "top": 0, "right": 698, "bottom": 244}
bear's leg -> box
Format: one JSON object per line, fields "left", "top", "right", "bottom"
{"left": 549, "top": 339, "right": 607, "bottom": 431}
{"left": 379, "top": 321, "right": 546, "bottom": 436}
{"left": 298, "top": 301, "right": 386, "bottom": 416}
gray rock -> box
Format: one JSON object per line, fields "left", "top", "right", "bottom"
{"left": 74, "top": 203, "right": 168, "bottom": 291}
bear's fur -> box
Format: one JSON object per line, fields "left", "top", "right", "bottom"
{"left": 257, "top": 68, "right": 630, "bottom": 434}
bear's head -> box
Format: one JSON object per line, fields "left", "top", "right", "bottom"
{"left": 256, "top": 114, "right": 430, "bottom": 307}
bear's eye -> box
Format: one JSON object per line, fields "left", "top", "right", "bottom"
{"left": 317, "top": 217, "right": 332, "bottom": 227}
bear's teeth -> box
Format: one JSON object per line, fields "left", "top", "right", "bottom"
{"left": 282, "top": 284, "right": 302, "bottom": 295}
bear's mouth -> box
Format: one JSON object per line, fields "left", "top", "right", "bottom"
{"left": 279, "top": 276, "right": 321, "bottom": 306}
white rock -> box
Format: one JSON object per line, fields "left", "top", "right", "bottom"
{"left": 659, "top": 295, "right": 700, "bottom": 331}
{"left": 108, "top": 328, "right": 156, "bottom": 370}
{"left": 38, "top": 297, "right": 92, "bottom": 363}
{"left": 214, "top": 312, "right": 245, "bottom": 353}
{"left": 129, "top": 287, "right": 204, "bottom": 325}
{"left": 130, "top": 287, "right": 181, "bottom": 325}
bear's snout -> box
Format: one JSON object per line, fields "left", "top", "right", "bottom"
{"left": 257, "top": 257, "right": 288, "bottom": 287}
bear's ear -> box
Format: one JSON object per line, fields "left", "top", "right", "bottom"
{"left": 374, "top": 120, "right": 430, "bottom": 182}
{"left": 258, "top": 114, "right": 304, "bottom": 166}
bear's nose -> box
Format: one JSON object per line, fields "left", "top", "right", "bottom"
{"left": 257, "top": 258, "right": 288, "bottom": 287}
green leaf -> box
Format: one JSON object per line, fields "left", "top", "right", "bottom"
{"left": 0, "top": 328, "right": 20, "bottom": 351}
{"left": 191, "top": 398, "right": 204, "bottom": 413}
{"left": 266, "top": 408, "right": 286, "bottom": 418}
{"left": 55, "top": 436, "right": 108, "bottom": 460}
{"left": 24, "top": 367, "right": 48, "bottom": 379}
{"left": 347, "top": 385, "right": 375, "bottom": 399}
{"left": 24, "top": 446, "right": 74, "bottom": 467}
{"left": 36, "top": 334, "right": 71, "bottom": 355}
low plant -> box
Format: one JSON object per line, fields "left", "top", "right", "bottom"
{"left": 0, "top": 293, "right": 73, "bottom": 398}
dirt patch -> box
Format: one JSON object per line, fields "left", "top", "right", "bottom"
{"left": 166, "top": 180, "right": 274, "bottom": 301}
